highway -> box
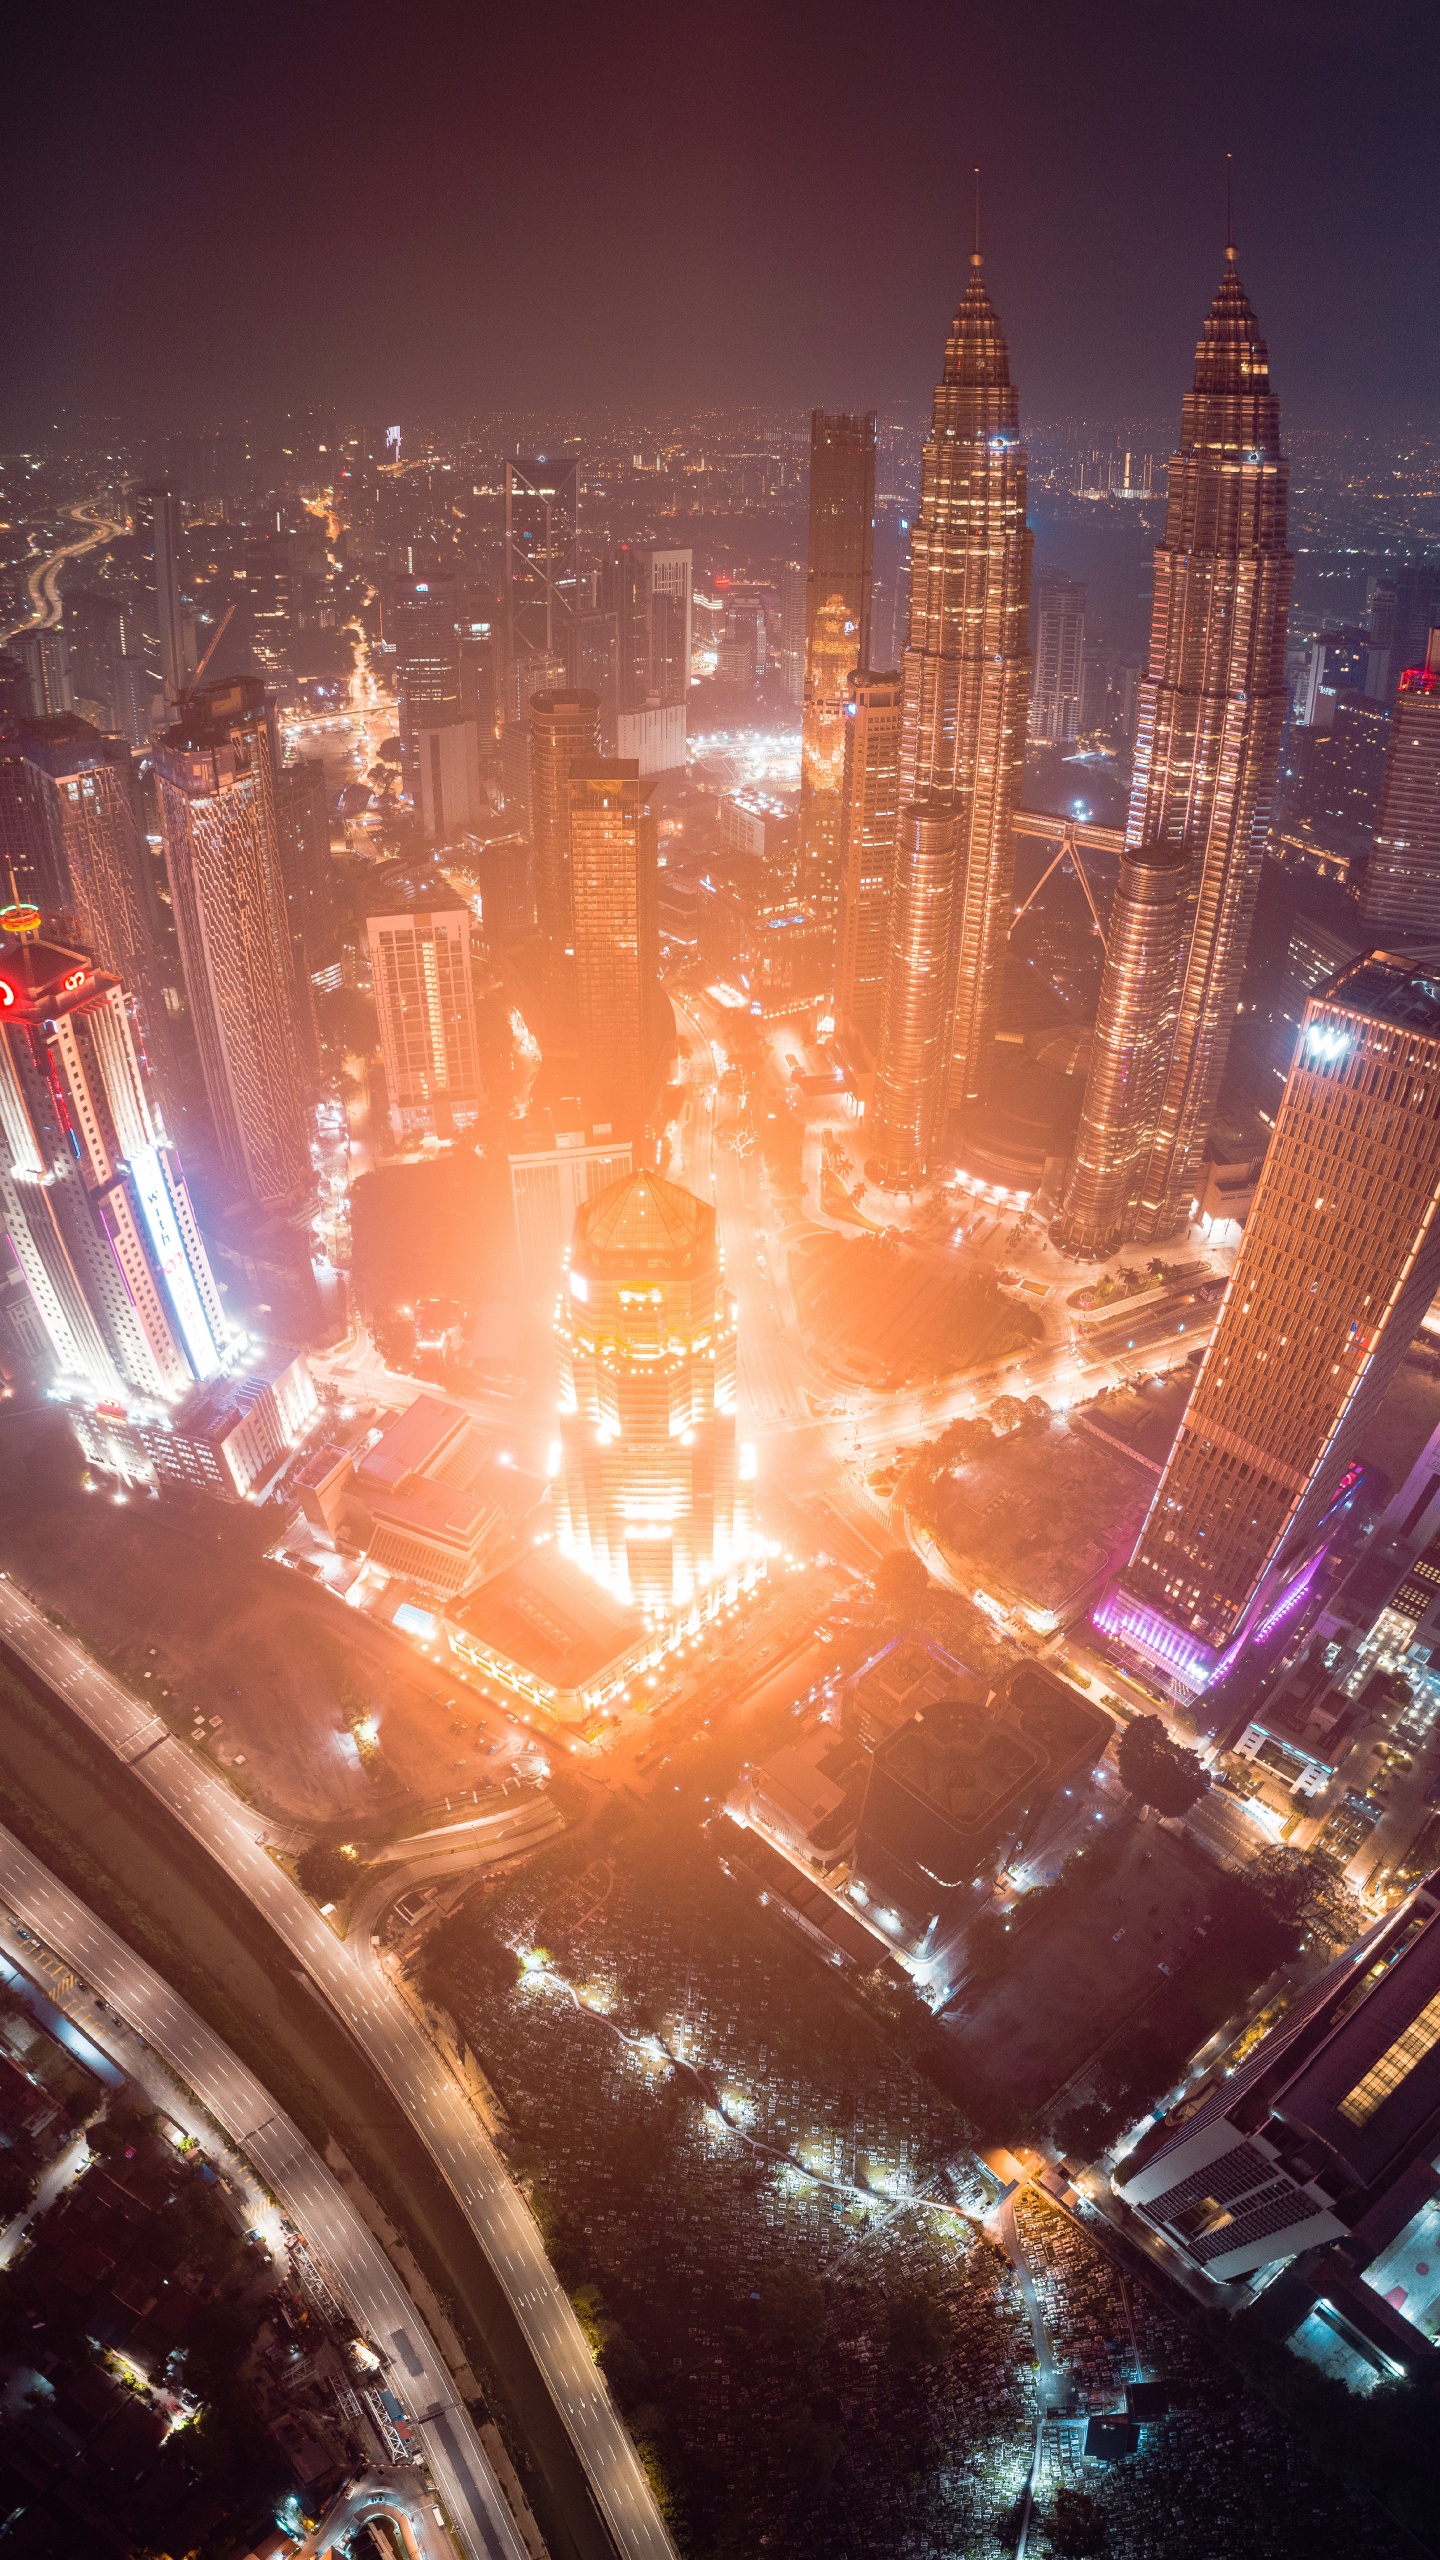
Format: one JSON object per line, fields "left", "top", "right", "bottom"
{"left": 0, "top": 1577, "right": 677, "bottom": 2560}
{"left": 0, "top": 1820, "right": 521, "bottom": 2560}
{"left": 0, "top": 496, "right": 125, "bottom": 646}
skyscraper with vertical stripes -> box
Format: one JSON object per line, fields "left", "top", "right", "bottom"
{"left": 1068, "top": 247, "right": 1292, "bottom": 1243}
{"left": 869, "top": 252, "right": 1032, "bottom": 1182}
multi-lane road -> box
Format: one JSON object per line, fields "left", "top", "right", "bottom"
{"left": 0, "top": 496, "right": 125, "bottom": 646}
{"left": 0, "top": 1577, "right": 677, "bottom": 2560}
{"left": 0, "top": 1821, "right": 520, "bottom": 2560}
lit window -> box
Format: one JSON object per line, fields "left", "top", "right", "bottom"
{"left": 1339, "top": 1987, "right": 1440, "bottom": 2126}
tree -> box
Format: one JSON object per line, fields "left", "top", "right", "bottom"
{"left": 872, "top": 1549, "right": 931, "bottom": 1613}
{"left": 1047, "top": 2487, "right": 1107, "bottom": 2555}
{"left": 1116, "top": 1714, "right": 1208, "bottom": 1820}
{"left": 296, "top": 1840, "right": 362, "bottom": 1904}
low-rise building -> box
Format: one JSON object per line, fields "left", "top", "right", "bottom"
{"left": 122, "top": 1347, "right": 318, "bottom": 1500}
{"left": 447, "top": 1544, "right": 655, "bottom": 1723}
{"left": 347, "top": 1395, "right": 544, "bottom": 1597}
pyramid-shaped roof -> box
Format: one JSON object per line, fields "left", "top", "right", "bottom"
{"left": 575, "top": 1169, "right": 713, "bottom": 1264}
{"left": 1192, "top": 252, "right": 1271, "bottom": 397}
{"left": 942, "top": 257, "right": 1012, "bottom": 390}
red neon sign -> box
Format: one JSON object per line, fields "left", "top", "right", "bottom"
{"left": 63, "top": 970, "right": 86, "bottom": 992}
{"left": 0, "top": 983, "right": 13, "bottom": 1009}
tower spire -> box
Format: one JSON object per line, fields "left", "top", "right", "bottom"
{"left": 972, "top": 164, "right": 982, "bottom": 268}
{"left": 1225, "top": 152, "right": 1236, "bottom": 263}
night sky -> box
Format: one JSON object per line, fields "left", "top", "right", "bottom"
{"left": 7, "top": 0, "right": 1439, "bottom": 438}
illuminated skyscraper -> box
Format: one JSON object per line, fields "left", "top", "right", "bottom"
{"left": 1073, "top": 247, "right": 1292, "bottom": 1242}
{"left": 0, "top": 911, "right": 232, "bottom": 1405}
{"left": 554, "top": 1169, "right": 748, "bottom": 1609}
{"left": 154, "top": 679, "right": 312, "bottom": 1211}
{"left": 528, "top": 688, "right": 602, "bottom": 949}
{"left": 1030, "top": 574, "right": 1086, "bottom": 745}
{"left": 797, "top": 593, "right": 862, "bottom": 924}
{"left": 366, "top": 870, "right": 484, "bottom": 1139}
{"left": 0, "top": 717, "right": 168, "bottom": 1068}
{"left": 1360, "top": 633, "right": 1440, "bottom": 937}
{"left": 797, "top": 413, "right": 874, "bottom": 911}
{"left": 834, "top": 670, "right": 903, "bottom": 1045}
{"left": 1055, "top": 842, "right": 1187, "bottom": 1256}
{"left": 568, "top": 758, "right": 662, "bottom": 1142}
{"left": 869, "top": 250, "right": 1032, "bottom": 1180}
{"left": 503, "top": 457, "right": 579, "bottom": 701}
{"left": 130, "top": 485, "right": 191, "bottom": 720}
{"left": 390, "top": 571, "right": 461, "bottom": 799}
{"left": 1119, "top": 951, "right": 1440, "bottom": 1664}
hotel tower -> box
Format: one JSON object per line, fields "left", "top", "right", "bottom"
{"left": 1066, "top": 244, "right": 1292, "bottom": 1243}
{"left": 870, "top": 250, "right": 1032, "bottom": 1181}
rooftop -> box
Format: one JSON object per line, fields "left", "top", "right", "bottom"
{"left": 1323, "top": 950, "right": 1440, "bottom": 1036}
{"left": 575, "top": 1169, "right": 714, "bottom": 1266}
{"left": 452, "top": 1545, "right": 645, "bottom": 1690}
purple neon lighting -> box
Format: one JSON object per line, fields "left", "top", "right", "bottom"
{"left": 1251, "top": 1550, "right": 1325, "bottom": 1648}
{"left": 1092, "top": 1586, "right": 1217, "bottom": 1689}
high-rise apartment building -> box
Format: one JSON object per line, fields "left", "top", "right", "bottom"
{"left": 1360, "top": 633, "right": 1440, "bottom": 937}
{"left": 414, "top": 708, "right": 484, "bottom": 840}
{"left": 1121, "top": 951, "right": 1440, "bottom": 1662}
{"left": 869, "top": 252, "right": 1032, "bottom": 1179}
{"left": 153, "top": 679, "right": 312, "bottom": 1212}
{"left": 1069, "top": 249, "right": 1293, "bottom": 1243}
{"left": 0, "top": 716, "right": 169, "bottom": 1078}
{"left": 277, "top": 758, "right": 342, "bottom": 996}
{"left": 14, "top": 628, "right": 72, "bottom": 719}
{"left": 366, "top": 869, "right": 484, "bottom": 1139}
{"left": 834, "top": 671, "right": 903, "bottom": 1045}
{"left": 528, "top": 689, "right": 602, "bottom": 951}
{"left": 1055, "top": 842, "right": 1188, "bottom": 1256}
{"left": 508, "top": 1114, "right": 633, "bottom": 1303}
{"left": 779, "top": 560, "right": 806, "bottom": 705}
{"left": 503, "top": 457, "right": 579, "bottom": 701}
{"left": 0, "top": 912, "right": 232, "bottom": 1406}
{"left": 554, "top": 1169, "right": 747, "bottom": 1609}
{"left": 568, "top": 757, "right": 662, "bottom": 1142}
{"left": 1030, "top": 573, "right": 1086, "bottom": 745}
{"left": 797, "top": 414, "right": 874, "bottom": 922}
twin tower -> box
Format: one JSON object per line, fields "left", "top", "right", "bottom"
{"left": 850, "top": 241, "right": 1291, "bottom": 1244}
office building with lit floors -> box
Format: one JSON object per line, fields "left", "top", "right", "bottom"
{"left": 1104, "top": 950, "right": 1440, "bottom": 1692}
{"left": 1071, "top": 244, "right": 1292, "bottom": 1243}
{"left": 568, "top": 758, "right": 665, "bottom": 1143}
{"left": 1030, "top": 573, "right": 1086, "bottom": 745}
{"left": 153, "top": 678, "right": 313, "bottom": 1212}
{"left": 553, "top": 1169, "right": 751, "bottom": 1611}
{"left": 0, "top": 715, "right": 169, "bottom": 1072}
{"left": 1118, "top": 1868, "right": 1440, "bottom": 2366}
{"left": 1360, "top": 632, "right": 1440, "bottom": 936}
{"left": 1056, "top": 840, "right": 1188, "bottom": 1255}
{"left": 529, "top": 689, "right": 601, "bottom": 949}
{"left": 366, "top": 870, "right": 484, "bottom": 1139}
{"left": 869, "top": 249, "right": 1032, "bottom": 1181}
{"left": 797, "top": 594, "right": 862, "bottom": 928}
{"left": 0, "top": 912, "right": 235, "bottom": 1418}
{"left": 834, "top": 670, "right": 903, "bottom": 1045}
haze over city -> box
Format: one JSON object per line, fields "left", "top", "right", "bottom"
{"left": 0, "top": 6, "right": 1438, "bottom": 2560}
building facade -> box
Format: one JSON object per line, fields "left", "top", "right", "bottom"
{"left": 1071, "top": 250, "right": 1293, "bottom": 1243}
{"left": 390, "top": 572, "right": 461, "bottom": 799}
{"left": 1055, "top": 841, "right": 1188, "bottom": 1255}
{"left": 554, "top": 1170, "right": 748, "bottom": 1610}
{"left": 0, "top": 716, "right": 167, "bottom": 1070}
{"left": 797, "top": 413, "right": 874, "bottom": 923}
{"left": 528, "top": 688, "right": 602, "bottom": 950}
{"left": 834, "top": 671, "right": 904, "bottom": 1046}
{"left": 1030, "top": 573, "right": 1086, "bottom": 745}
{"left": 503, "top": 457, "right": 579, "bottom": 703}
{"left": 869, "top": 251, "right": 1033, "bottom": 1180}
{"left": 797, "top": 593, "right": 862, "bottom": 932}
{"left": 568, "top": 758, "right": 662, "bottom": 1143}
{"left": 366, "top": 870, "right": 484, "bottom": 1138}
{"left": 508, "top": 1115, "right": 633, "bottom": 1304}
{"left": 0, "top": 915, "right": 233, "bottom": 1409}
{"left": 1122, "top": 952, "right": 1440, "bottom": 1658}
{"left": 153, "top": 678, "right": 313, "bottom": 1211}
{"left": 1360, "top": 634, "right": 1440, "bottom": 937}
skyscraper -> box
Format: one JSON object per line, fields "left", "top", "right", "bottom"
{"left": 390, "top": 572, "right": 461, "bottom": 799}
{"left": 568, "top": 757, "right": 662, "bottom": 1142}
{"left": 13, "top": 628, "right": 72, "bottom": 719}
{"left": 554, "top": 1168, "right": 748, "bottom": 1609}
{"left": 869, "top": 250, "right": 1032, "bottom": 1179}
{"left": 503, "top": 457, "right": 579, "bottom": 700}
{"left": 834, "top": 670, "right": 903, "bottom": 1045}
{"left": 796, "top": 593, "right": 862, "bottom": 926}
{"left": 153, "top": 679, "right": 312, "bottom": 1212}
{"left": 1119, "top": 951, "right": 1440, "bottom": 1664}
{"left": 797, "top": 414, "right": 874, "bottom": 919}
{"left": 1070, "top": 247, "right": 1293, "bottom": 1243}
{"left": 366, "top": 869, "right": 484, "bottom": 1139}
{"left": 1055, "top": 842, "right": 1187, "bottom": 1256}
{"left": 1030, "top": 573, "right": 1086, "bottom": 745}
{"left": 0, "top": 715, "right": 169, "bottom": 1081}
{"left": 1360, "top": 633, "right": 1440, "bottom": 936}
{"left": 529, "top": 689, "right": 602, "bottom": 950}
{"left": 130, "top": 485, "right": 191, "bottom": 719}
{"left": 0, "top": 910, "right": 232, "bottom": 1405}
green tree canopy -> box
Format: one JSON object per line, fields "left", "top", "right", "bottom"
{"left": 1116, "top": 1714, "right": 1208, "bottom": 1820}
